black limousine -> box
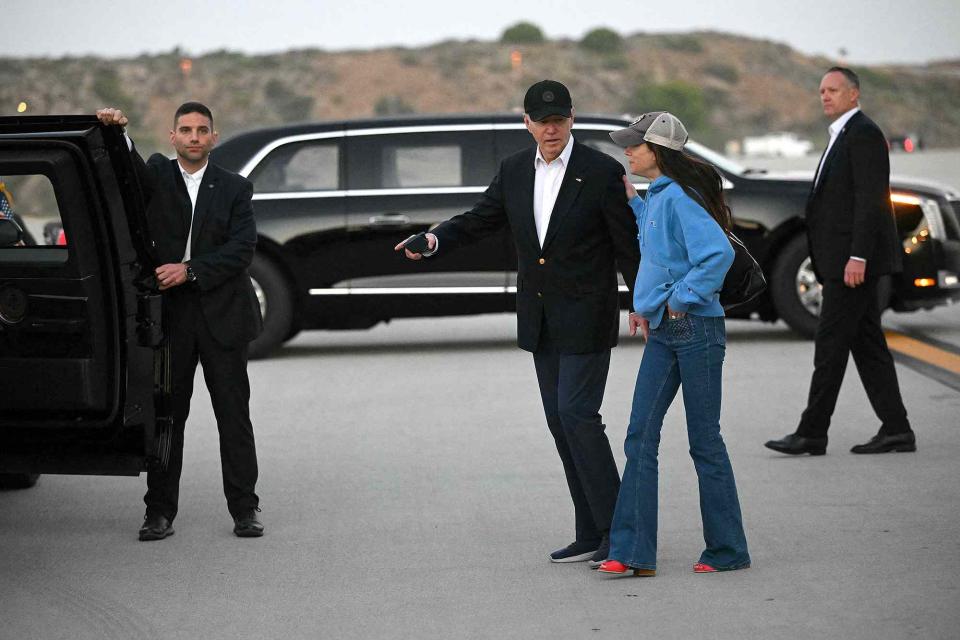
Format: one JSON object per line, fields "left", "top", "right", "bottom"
{"left": 206, "top": 114, "right": 960, "bottom": 357}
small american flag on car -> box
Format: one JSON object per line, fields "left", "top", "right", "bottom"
{"left": 0, "top": 180, "right": 14, "bottom": 219}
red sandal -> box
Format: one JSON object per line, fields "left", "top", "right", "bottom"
{"left": 597, "top": 560, "right": 656, "bottom": 577}
{"left": 694, "top": 562, "right": 750, "bottom": 573}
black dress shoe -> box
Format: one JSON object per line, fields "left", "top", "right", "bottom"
{"left": 851, "top": 432, "right": 916, "bottom": 454}
{"left": 764, "top": 433, "right": 827, "bottom": 456}
{"left": 233, "top": 509, "right": 264, "bottom": 537}
{"left": 138, "top": 514, "right": 174, "bottom": 541}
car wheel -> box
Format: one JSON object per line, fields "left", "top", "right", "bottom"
{"left": 0, "top": 473, "right": 40, "bottom": 489}
{"left": 770, "top": 234, "right": 820, "bottom": 339}
{"left": 248, "top": 254, "right": 295, "bottom": 360}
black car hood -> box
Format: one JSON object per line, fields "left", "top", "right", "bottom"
{"left": 748, "top": 169, "right": 960, "bottom": 200}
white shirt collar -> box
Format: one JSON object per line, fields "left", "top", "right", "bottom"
{"left": 179, "top": 160, "right": 208, "bottom": 184}
{"left": 534, "top": 134, "right": 575, "bottom": 168}
{"left": 828, "top": 106, "right": 860, "bottom": 138}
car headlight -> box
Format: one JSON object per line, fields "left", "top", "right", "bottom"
{"left": 892, "top": 192, "right": 947, "bottom": 253}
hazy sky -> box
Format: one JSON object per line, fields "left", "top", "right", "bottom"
{"left": 5, "top": 0, "right": 959, "bottom": 65}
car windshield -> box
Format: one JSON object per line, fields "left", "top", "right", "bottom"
{"left": 686, "top": 141, "right": 747, "bottom": 177}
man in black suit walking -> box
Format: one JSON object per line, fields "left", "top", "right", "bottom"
{"left": 765, "top": 67, "right": 914, "bottom": 456}
{"left": 397, "top": 81, "right": 640, "bottom": 565}
{"left": 97, "top": 103, "right": 265, "bottom": 539}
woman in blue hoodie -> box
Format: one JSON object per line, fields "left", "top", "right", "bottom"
{"left": 597, "top": 112, "right": 750, "bottom": 577}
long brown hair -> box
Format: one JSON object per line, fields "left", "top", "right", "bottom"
{"left": 648, "top": 144, "right": 732, "bottom": 232}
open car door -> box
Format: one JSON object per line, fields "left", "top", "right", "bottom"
{"left": 0, "top": 115, "right": 171, "bottom": 478}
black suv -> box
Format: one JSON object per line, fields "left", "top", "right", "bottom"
{"left": 208, "top": 113, "right": 960, "bottom": 358}
{"left": 0, "top": 116, "right": 171, "bottom": 487}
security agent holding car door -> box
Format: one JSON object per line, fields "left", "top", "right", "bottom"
{"left": 96, "top": 104, "right": 265, "bottom": 539}
{"left": 765, "top": 67, "right": 914, "bottom": 457}
{"left": 396, "top": 80, "right": 640, "bottom": 566}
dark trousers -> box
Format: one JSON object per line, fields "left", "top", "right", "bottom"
{"left": 797, "top": 277, "right": 910, "bottom": 439}
{"left": 145, "top": 287, "right": 260, "bottom": 521}
{"left": 533, "top": 322, "right": 620, "bottom": 543}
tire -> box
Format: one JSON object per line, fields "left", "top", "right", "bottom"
{"left": 248, "top": 254, "right": 295, "bottom": 360}
{"left": 770, "top": 234, "right": 821, "bottom": 339}
{"left": 0, "top": 473, "right": 40, "bottom": 489}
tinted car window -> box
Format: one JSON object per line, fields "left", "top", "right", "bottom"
{"left": 0, "top": 173, "right": 67, "bottom": 255}
{"left": 494, "top": 129, "right": 532, "bottom": 161}
{"left": 382, "top": 144, "right": 461, "bottom": 188}
{"left": 249, "top": 141, "right": 340, "bottom": 192}
{"left": 348, "top": 131, "right": 493, "bottom": 190}
{"left": 494, "top": 128, "right": 648, "bottom": 183}
{"left": 577, "top": 132, "right": 647, "bottom": 183}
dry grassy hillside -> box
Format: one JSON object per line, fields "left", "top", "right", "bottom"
{"left": 3, "top": 31, "right": 958, "bottom": 157}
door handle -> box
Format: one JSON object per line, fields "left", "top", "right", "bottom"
{"left": 369, "top": 213, "right": 410, "bottom": 226}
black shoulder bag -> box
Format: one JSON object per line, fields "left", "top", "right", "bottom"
{"left": 720, "top": 230, "right": 767, "bottom": 311}
{"left": 681, "top": 185, "right": 766, "bottom": 311}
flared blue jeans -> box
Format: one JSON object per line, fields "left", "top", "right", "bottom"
{"left": 608, "top": 314, "right": 750, "bottom": 570}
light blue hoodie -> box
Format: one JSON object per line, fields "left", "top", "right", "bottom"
{"left": 630, "top": 175, "right": 734, "bottom": 329}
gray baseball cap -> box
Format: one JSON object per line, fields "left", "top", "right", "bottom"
{"left": 609, "top": 111, "right": 688, "bottom": 151}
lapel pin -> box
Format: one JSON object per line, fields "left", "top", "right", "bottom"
{"left": 575, "top": 177, "right": 582, "bottom": 183}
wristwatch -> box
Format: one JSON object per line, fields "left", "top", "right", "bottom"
{"left": 185, "top": 264, "right": 197, "bottom": 283}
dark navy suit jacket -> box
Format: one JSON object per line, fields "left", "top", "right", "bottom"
{"left": 432, "top": 142, "right": 640, "bottom": 354}
{"left": 135, "top": 153, "right": 263, "bottom": 347}
{"left": 806, "top": 110, "right": 902, "bottom": 282}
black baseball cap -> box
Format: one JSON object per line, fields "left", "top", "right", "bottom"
{"left": 523, "top": 80, "right": 573, "bottom": 121}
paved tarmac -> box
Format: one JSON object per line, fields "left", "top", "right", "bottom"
{"left": 1, "top": 305, "right": 958, "bottom": 640}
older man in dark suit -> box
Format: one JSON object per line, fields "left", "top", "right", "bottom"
{"left": 97, "top": 103, "right": 264, "bottom": 539}
{"left": 398, "top": 80, "right": 640, "bottom": 566}
{"left": 765, "top": 67, "right": 914, "bottom": 457}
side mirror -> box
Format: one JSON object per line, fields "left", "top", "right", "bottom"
{"left": 0, "top": 218, "right": 24, "bottom": 247}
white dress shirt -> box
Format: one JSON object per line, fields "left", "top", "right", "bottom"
{"left": 120, "top": 133, "right": 208, "bottom": 263}
{"left": 814, "top": 106, "right": 860, "bottom": 188}
{"left": 180, "top": 161, "right": 208, "bottom": 262}
{"left": 813, "top": 106, "right": 865, "bottom": 263}
{"left": 423, "top": 134, "right": 576, "bottom": 257}
{"left": 533, "top": 135, "right": 574, "bottom": 248}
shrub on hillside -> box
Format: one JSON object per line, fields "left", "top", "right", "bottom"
{"left": 264, "top": 79, "right": 314, "bottom": 123}
{"left": 625, "top": 81, "right": 709, "bottom": 133}
{"left": 500, "top": 22, "right": 545, "bottom": 44}
{"left": 855, "top": 67, "right": 896, "bottom": 92}
{"left": 658, "top": 34, "right": 704, "bottom": 54}
{"left": 92, "top": 68, "right": 134, "bottom": 109}
{"left": 374, "top": 96, "right": 416, "bottom": 116}
{"left": 580, "top": 28, "right": 623, "bottom": 54}
{"left": 704, "top": 63, "right": 739, "bottom": 84}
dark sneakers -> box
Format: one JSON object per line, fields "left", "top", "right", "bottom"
{"left": 138, "top": 514, "right": 174, "bottom": 541}
{"left": 550, "top": 539, "right": 600, "bottom": 563}
{"left": 764, "top": 433, "right": 828, "bottom": 456}
{"left": 233, "top": 508, "right": 264, "bottom": 537}
{"left": 851, "top": 432, "right": 916, "bottom": 454}
{"left": 587, "top": 534, "right": 610, "bottom": 569}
